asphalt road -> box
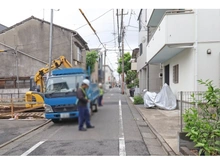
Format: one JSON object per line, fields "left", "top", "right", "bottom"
{"left": 0, "top": 87, "right": 162, "bottom": 156}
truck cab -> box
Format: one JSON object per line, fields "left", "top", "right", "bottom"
{"left": 44, "top": 68, "right": 99, "bottom": 123}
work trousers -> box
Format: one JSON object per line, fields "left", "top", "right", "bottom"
{"left": 98, "top": 95, "right": 103, "bottom": 106}
{"left": 78, "top": 106, "right": 91, "bottom": 130}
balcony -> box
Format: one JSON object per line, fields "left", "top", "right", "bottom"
{"left": 147, "top": 9, "right": 170, "bottom": 27}
{"left": 147, "top": 10, "right": 195, "bottom": 64}
{"left": 131, "top": 61, "right": 137, "bottom": 71}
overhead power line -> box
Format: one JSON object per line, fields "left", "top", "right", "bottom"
{"left": 79, "top": 9, "right": 106, "bottom": 50}
{"left": 75, "top": 9, "right": 113, "bottom": 31}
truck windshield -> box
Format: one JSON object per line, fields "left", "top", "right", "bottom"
{"left": 45, "top": 75, "right": 84, "bottom": 93}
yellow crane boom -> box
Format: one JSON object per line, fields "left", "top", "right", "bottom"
{"left": 25, "top": 55, "right": 72, "bottom": 108}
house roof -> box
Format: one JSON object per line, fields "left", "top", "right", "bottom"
{"left": 0, "top": 24, "right": 7, "bottom": 32}
{"left": 0, "top": 16, "right": 89, "bottom": 50}
{"left": 137, "top": 9, "right": 143, "bottom": 21}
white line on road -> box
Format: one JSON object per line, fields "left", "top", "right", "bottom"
{"left": 21, "top": 126, "right": 63, "bottom": 156}
{"left": 21, "top": 141, "right": 45, "bottom": 156}
{"left": 119, "top": 100, "right": 126, "bottom": 156}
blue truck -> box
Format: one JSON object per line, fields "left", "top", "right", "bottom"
{"left": 44, "top": 68, "right": 100, "bottom": 123}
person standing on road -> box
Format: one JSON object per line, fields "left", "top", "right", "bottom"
{"left": 76, "top": 79, "right": 95, "bottom": 131}
{"left": 98, "top": 83, "right": 104, "bottom": 106}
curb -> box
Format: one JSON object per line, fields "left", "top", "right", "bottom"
{"left": 0, "top": 119, "right": 51, "bottom": 149}
{"left": 128, "top": 96, "right": 177, "bottom": 156}
{"left": 180, "top": 146, "right": 196, "bottom": 156}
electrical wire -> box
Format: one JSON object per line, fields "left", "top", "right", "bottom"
{"left": 103, "top": 36, "right": 118, "bottom": 44}
{"left": 79, "top": 9, "right": 106, "bottom": 50}
{"left": 75, "top": 9, "right": 113, "bottom": 31}
{"left": 127, "top": 9, "right": 132, "bottom": 27}
{"left": 124, "top": 37, "right": 132, "bottom": 51}
{"left": 133, "top": 10, "right": 147, "bottom": 30}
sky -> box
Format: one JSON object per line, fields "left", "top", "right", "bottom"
{"left": 0, "top": 0, "right": 219, "bottom": 81}
{"left": 0, "top": 1, "right": 142, "bottom": 80}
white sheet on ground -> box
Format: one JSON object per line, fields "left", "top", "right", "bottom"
{"left": 154, "top": 83, "right": 177, "bottom": 110}
{"left": 143, "top": 91, "right": 157, "bottom": 108}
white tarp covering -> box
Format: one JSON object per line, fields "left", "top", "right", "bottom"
{"left": 154, "top": 83, "right": 177, "bottom": 110}
{"left": 143, "top": 91, "right": 157, "bottom": 108}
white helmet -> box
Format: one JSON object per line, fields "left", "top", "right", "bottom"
{"left": 82, "top": 79, "right": 90, "bottom": 86}
{"left": 99, "top": 83, "right": 102, "bottom": 87}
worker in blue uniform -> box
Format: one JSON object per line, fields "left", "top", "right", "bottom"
{"left": 76, "top": 79, "right": 95, "bottom": 131}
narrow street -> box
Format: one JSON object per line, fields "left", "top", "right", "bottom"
{"left": 0, "top": 88, "right": 166, "bottom": 156}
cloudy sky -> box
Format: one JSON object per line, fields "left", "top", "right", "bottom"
{"left": 0, "top": 1, "right": 142, "bottom": 80}
{"left": 0, "top": 0, "right": 216, "bottom": 80}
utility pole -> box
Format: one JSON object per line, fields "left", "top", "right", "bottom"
{"left": 103, "top": 47, "right": 107, "bottom": 85}
{"left": 121, "top": 9, "right": 125, "bottom": 94}
{"left": 48, "top": 9, "right": 53, "bottom": 77}
{"left": 15, "top": 46, "right": 20, "bottom": 98}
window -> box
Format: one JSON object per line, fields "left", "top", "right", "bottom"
{"left": 139, "top": 43, "right": 143, "bottom": 56}
{"left": 173, "top": 64, "right": 179, "bottom": 84}
{"left": 77, "top": 47, "right": 82, "bottom": 62}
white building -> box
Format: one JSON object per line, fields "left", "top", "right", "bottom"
{"left": 103, "top": 65, "right": 115, "bottom": 87}
{"left": 138, "top": 9, "right": 220, "bottom": 96}
{"left": 137, "top": 9, "right": 163, "bottom": 93}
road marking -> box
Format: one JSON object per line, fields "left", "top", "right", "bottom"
{"left": 119, "top": 100, "right": 126, "bottom": 156}
{"left": 21, "top": 126, "right": 63, "bottom": 156}
{"left": 21, "top": 141, "right": 45, "bottom": 156}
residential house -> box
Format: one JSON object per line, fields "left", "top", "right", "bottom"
{"left": 131, "top": 48, "right": 139, "bottom": 71}
{"left": 137, "top": 9, "right": 163, "bottom": 93}
{"left": 89, "top": 48, "right": 104, "bottom": 83}
{"left": 103, "top": 64, "right": 115, "bottom": 88}
{"left": 0, "top": 24, "right": 7, "bottom": 32}
{"left": 0, "top": 16, "right": 89, "bottom": 92}
{"left": 145, "top": 9, "right": 220, "bottom": 97}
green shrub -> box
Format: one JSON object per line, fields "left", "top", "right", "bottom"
{"left": 133, "top": 95, "right": 144, "bottom": 104}
{"left": 127, "top": 84, "right": 133, "bottom": 89}
{"left": 183, "top": 79, "right": 220, "bottom": 156}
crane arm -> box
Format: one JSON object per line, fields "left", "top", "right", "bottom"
{"left": 34, "top": 56, "right": 72, "bottom": 92}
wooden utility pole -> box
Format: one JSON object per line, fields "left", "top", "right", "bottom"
{"left": 121, "top": 9, "right": 124, "bottom": 94}
{"left": 103, "top": 48, "right": 107, "bottom": 84}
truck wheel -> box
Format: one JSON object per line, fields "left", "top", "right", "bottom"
{"left": 52, "top": 119, "right": 60, "bottom": 123}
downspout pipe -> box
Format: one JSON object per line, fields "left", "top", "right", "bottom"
{"left": 194, "top": 9, "right": 198, "bottom": 91}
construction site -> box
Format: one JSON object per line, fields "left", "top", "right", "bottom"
{"left": 0, "top": 16, "right": 91, "bottom": 120}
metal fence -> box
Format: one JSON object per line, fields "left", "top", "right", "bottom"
{"left": 177, "top": 91, "right": 206, "bottom": 132}
{"left": 0, "top": 93, "right": 26, "bottom": 104}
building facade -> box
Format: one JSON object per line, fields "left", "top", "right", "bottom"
{"left": 145, "top": 9, "right": 220, "bottom": 96}
{"left": 137, "top": 9, "right": 162, "bottom": 93}
{"left": 103, "top": 65, "right": 115, "bottom": 88}
{"left": 0, "top": 16, "right": 89, "bottom": 91}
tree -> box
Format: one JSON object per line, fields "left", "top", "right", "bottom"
{"left": 86, "top": 50, "right": 98, "bottom": 73}
{"left": 117, "top": 52, "right": 138, "bottom": 88}
{"left": 117, "top": 52, "right": 131, "bottom": 75}
{"left": 126, "top": 70, "right": 139, "bottom": 88}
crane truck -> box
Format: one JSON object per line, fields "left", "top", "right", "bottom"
{"left": 43, "top": 68, "right": 100, "bottom": 123}
{"left": 25, "top": 56, "right": 73, "bottom": 108}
